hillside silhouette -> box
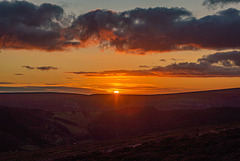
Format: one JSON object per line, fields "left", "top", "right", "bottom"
{"left": 0, "top": 88, "right": 240, "bottom": 160}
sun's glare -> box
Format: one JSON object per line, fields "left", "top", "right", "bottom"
{"left": 114, "top": 90, "right": 119, "bottom": 94}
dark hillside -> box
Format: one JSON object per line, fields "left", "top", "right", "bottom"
{"left": 88, "top": 107, "right": 240, "bottom": 139}
{"left": 1, "top": 88, "right": 240, "bottom": 111}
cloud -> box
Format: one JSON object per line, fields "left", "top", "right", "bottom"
{"left": 0, "top": 1, "right": 75, "bottom": 51}
{"left": 0, "top": 86, "right": 103, "bottom": 94}
{"left": 0, "top": 82, "right": 14, "bottom": 84}
{"left": 1, "top": 1, "right": 240, "bottom": 53}
{"left": 139, "top": 65, "right": 151, "bottom": 68}
{"left": 68, "top": 7, "right": 194, "bottom": 53}
{"left": 14, "top": 73, "right": 24, "bottom": 76}
{"left": 44, "top": 83, "right": 60, "bottom": 85}
{"left": 151, "top": 62, "right": 240, "bottom": 77}
{"left": 67, "top": 7, "right": 240, "bottom": 53}
{"left": 36, "top": 66, "right": 58, "bottom": 71}
{"left": 68, "top": 51, "right": 240, "bottom": 77}
{"left": 171, "top": 58, "right": 184, "bottom": 61}
{"left": 159, "top": 59, "right": 166, "bottom": 62}
{"left": 203, "top": 0, "right": 240, "bottom": 6}
{"left": 22, "top": 66, "right": 34, "bottom": 70}
{"left": 22, "top": 65, "right": 58, "bottom": 71}
{"left": 0, "top": 85, "right": 183, "bottom": 94}
{"left": 198, "top": 51, "right": 240, "bottom": 67}
{"left": 68, "top": 70, "right": 157, "bottom": 77}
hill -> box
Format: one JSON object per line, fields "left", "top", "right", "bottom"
{"left": 1, "top": 88, "right": 240, "bottom": 111}
{"left": 0, "top": 88, "right": 240, "bottom": 160}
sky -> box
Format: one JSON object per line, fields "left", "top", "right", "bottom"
{"left": 1, "top": 0, "right": 240, "bottom": 94}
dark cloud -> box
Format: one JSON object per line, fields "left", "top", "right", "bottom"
{"left": 1, "top": 1, "right": 240, "bottom": 53}
{"left": 14, "top": 73, "right": 24, "bottom": 76}
{"left": 151, "top": 62, "right": 240, "bottom": 77}
{"left": 159, "top": 59, "right": 166, "bottom": 62}
{"left": 0, "top": 82, "right": 14, "bottom": 84}
{"left": 67, "top": 7, "right": 240, "bottom": 53}
{"left": 68, "top": 7, "right": 193, "bottom": 53}
{"left": 45, "top": 83, "right": 60, "bottom": 85}
{"left": 68, "top": 51, "right": 240, "bottom": 77}
{"left": 22, "top": 65, "right": 58, "bottom": 71}
{"left": 203, "top": 0, "right": 240, "bottom": 6}
{"left": 36, "top": 66, "right": 58, "bottom": 71}
{"left": 22, "top": 65, "right": 35, "bottom": 70}
{"left": 139, "top": 65, "right": 151, "bottom": 68}
{"left": 198, "top": 51, "right": 240, "bottom": 67}
{"left": 0, "top": 1, "right": 75, "bottom": 51}
{"left": 171, "top": 58, "right": 184, "bottom": 61}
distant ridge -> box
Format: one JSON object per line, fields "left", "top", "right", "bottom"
{"left": 0, "top": 87, "right": 240, "bottom": 111}
{"left": 1, "top": 87, "right": 240, "bottom": 96}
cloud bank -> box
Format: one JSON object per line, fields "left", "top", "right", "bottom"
{"left": 68, "top": 51, "right": 240, "bottom": 77}
{"left": 1, "top": 1, "right": 240, "bottom": 53}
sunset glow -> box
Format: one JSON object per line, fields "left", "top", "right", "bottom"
{"left": 0, "top": 0, "right": 240, "bottom": 94}
{"left": 1, "top": 1, "right": 240, "bottom": 160}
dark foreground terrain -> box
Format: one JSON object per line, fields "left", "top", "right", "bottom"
{"left": 0, "top": 123, "right": 239, "bottom": 161}
{"left": 0, "top": 88, "right": 240, "bottom": 160}
{"left": 0, "top": 106, "right": 240, "bottom": 152}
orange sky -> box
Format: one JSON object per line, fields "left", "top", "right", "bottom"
{"left": 1, "top": 47, "right": 240, "bottom": 94}
{"left": 1, "top": 1, "right": 240, "bottom": 94}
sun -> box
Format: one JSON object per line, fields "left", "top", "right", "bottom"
{"left": 114, "top": 90, "right": 119, "bottom": 94}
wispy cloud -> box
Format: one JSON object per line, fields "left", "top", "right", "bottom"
{"left": 0, "top": 82, "right": 15, "bottom": 84}
{"left": 0, "top": 86, "right": 104, "bottom": 94}
{"left": 22, "top": 66, "right": 58, "bottom": 71}
{"left": 68, "top": 70, "right": 157, "bottom": 77}
{"left": 36, "top": 66, "right": 58, "bottom": 71}
{"left": 0, "top": 85, "right": 186, "bottom": 94}
{"left": 171, "top": 58, "right": 184, "bottom": 62}
{"left": 159, "top": 59, "right": 166, "bottom": 62}
{"left": 22, "top": 66, "right": 34, "bottom": 70}
{"left": 139, "top": 65, "right": 151, "bottom": 68}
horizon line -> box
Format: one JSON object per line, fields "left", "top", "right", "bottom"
{"left": 0, "top": 87, "right": 240, "bottom": 96}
